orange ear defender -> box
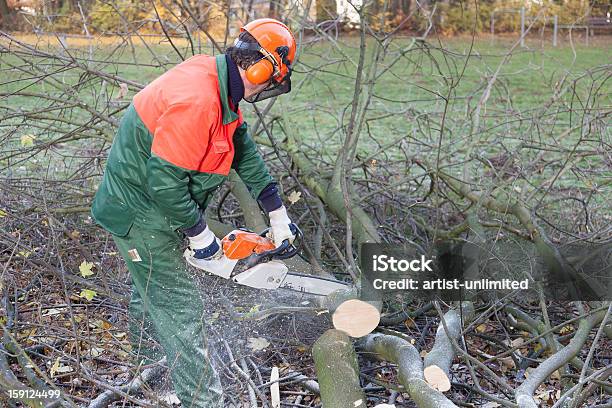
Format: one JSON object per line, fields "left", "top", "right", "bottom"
{"left": 235, "top": 18, "right": 296, "bottom": 84}
{"left": 245, "top": 58, "right": 274, "bottom": 85}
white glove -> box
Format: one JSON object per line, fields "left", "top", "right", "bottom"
{"left": 187, "top": 226, "right": 222, "bottom": 260}
{"left": 268, "top": 206, "right": 295, "bottom": 247}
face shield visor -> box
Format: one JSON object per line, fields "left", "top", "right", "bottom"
{"left": 244, "top": 68, "right": 291, "bottom": 103}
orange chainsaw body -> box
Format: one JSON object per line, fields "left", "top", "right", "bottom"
{"left": 222, "top": 231, "right": 276, "bottom": 260}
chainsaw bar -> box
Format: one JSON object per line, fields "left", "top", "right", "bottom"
{"left": 231, "top": 260, "right": 349, "bottom": 296}
{"left": 280, "top": 272, "right": 350, "bottom": 296}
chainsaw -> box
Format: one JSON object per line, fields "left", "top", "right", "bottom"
{"left": 184, "top": 226, "right": 349, "bottom": 296}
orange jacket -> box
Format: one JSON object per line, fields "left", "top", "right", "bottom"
{"left": 133, "top": 54, "right": 243, "bottom": 176}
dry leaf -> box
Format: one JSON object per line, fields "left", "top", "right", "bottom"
{"left": 160, "top": 392, "right": 181, "bottom": 405}
{"left": 511, "top": 337, "right": 524, "bottom": 348}
{"left": 287, "top": 190, "right": 302, "bottom": 204}
{"left": 247, "top": 337, "right": 270, "bottom": 352}
{"left": 79, "top": 289, "right": 96, "bottom": 301}
{"left": 20, "top": 134, "right": 36, "bottom": 147}
{"left": 79, "top": 261, "right": 95, "bottom": 277}
{"left": 42, "top": 308, "right": 63, "bottom": 317}
{"left": 117, "top": 83, "right": 129, "bottom": 99}
{"left": 476, "top": 323, "right": 488, "bottom": 333}
{"left": 50, "top": 357, "right": 73, "bottom": 376}
{"left": 0, "top": 209, "right": 6, "bottom": 217}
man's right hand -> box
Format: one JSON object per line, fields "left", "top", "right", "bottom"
{"left": 184, "top": 225, "right": 236, "bottom": 279}
{"left": 187, "top": 226, "right": 223, "bottom": 260}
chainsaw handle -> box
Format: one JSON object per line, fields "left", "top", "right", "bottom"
{"left": 246, "top": 225, "right": 302, "bottom": 268}
{"left": 258, "top": 223, "right": 302, "bottom": 244}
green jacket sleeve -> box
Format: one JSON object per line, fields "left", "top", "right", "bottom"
{"left": 146, "top": 153, "right": 201, "bottom": 231}
{"left": 232, "top": 122, "right": 274, "bottom": 199}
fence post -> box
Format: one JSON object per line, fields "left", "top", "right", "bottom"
{"left": 491, "top": 11, "right": 495, "bottom": 35}
{"left": 520, "top": 7, "right": 526, "bottom": 47}
{"left": 553, "top": 15, "right": 558, "bottom": 47}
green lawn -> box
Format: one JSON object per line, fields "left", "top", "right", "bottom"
{"left": 2, "top": 34, "right": 610, "bottom": 200}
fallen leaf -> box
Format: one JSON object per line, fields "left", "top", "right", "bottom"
{"left": 79, "top": 289, "right": 96, "bottom": 301}
{"left": 42, "top": 308, "right": 63, "bottom": 317}
{"left": 511, "top": 337, "right": 524, "bottom": 348}
{"left": 20, "top": 134, "right": 36, "bottom": 147}
{"left": 79, "top": 261, "right": 95, "bottom": 277}
{"left": 476, "top": 323, "right": 489, "bottom": 333}
{"left": 287, "top": 190, "right": 302, "bottom": 204}
{"left": 206, "top": 311, "right": 220, "bottom": 323}
{"left": 117, "top": 83, "right": 129, "bottom": 99}
{"left": 0, "top": 209, "right": 6, "bottom": 217}
{"left": 50, "top": 357, "right": 60, "bottom": 376}
{"left": 160, "top": 392, "right": 181, "bottom": 405}
{"left": 247, "top": 337, "right": 270, "bottom": 352}
{"left": 246, "top": 304, "right": 260, "bottom": 316}
{"left": 404, "top": 318, "right": 416, "bottom": 328}
{"left": 50, "top": 357, "right": 73, "bottom": 376}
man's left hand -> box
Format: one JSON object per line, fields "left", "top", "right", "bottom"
{"left": 268, "top": 206, "right": 296, "bottom": 247}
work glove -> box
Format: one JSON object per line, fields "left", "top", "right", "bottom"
{"left": 186, "top": 226, "right": 223, "bottom": 260}
{"left": 268, "top": 205, "right": 297, "bottom": 248}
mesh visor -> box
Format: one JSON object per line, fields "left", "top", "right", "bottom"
{"left": 244, "top": 75, "right": 291, "bottom": 103}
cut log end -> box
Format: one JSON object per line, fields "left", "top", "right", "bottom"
{"left": 423, "top": 364, "right": 451, "bottom": 392}
{"left": 332, "top": 299, "right": 381, "bottom": 338}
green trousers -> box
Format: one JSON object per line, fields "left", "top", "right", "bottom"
{"left": 112, "top": 214, "right": 223, "bottom": 408}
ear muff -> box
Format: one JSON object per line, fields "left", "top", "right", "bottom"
{"left": 245, "top": 59, "right": 274, "bottom": 85}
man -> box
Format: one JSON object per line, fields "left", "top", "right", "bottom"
{"left": 91, "top": 18, "right": 297, "bottom": 407}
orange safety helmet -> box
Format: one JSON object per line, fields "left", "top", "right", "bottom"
{"left": 236, "top": 18, "right": 297, "bottom": 86}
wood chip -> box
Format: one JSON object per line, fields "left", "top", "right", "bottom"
{"left": 270, "top": 366, "right": 280, "bottom": 408}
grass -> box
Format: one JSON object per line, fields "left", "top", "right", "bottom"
{"left": 1, "top": 33, "right": 610, "bottom": 202}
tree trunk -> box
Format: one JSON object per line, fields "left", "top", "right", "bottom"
{"left": 312, "top": 329, "right": 366, "bottom": 408}
{"left": 316, "top": 0, "right": 337, "bottom": 22}
{"left": 0, "top": 0, "right": 13, "bottom": 30}
{"left": 268, "top": 0, "right": 276, "bottom": 18}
